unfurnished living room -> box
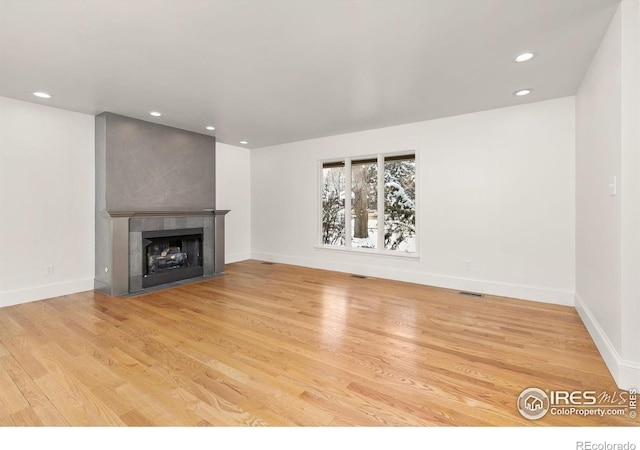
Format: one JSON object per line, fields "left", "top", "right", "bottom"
{"left": 0, "top": 0, "right": 639, "bottom": 445}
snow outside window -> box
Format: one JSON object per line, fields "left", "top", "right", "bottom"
{"left": 321, "top": 153, "right": 416, "bottom": 255}
{"left": 321, "top": 161, "right": 346, "bottom": 246}
{"left": 351, "top": 158, "right": 378, "bottom": 249}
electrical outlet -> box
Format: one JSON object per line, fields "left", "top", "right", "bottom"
{"left": 45, "top": 265, "right": 54, "bottom": 276}
{"left": 609, "top": 176, "right": 617, "bottom": 196}
{"left": 464, "top": 260, "right": 472, "bottom": 270}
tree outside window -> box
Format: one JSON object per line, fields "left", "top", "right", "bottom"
{"left": 351, "top": 159, "right": 377, "bottom": 249}
{"left": 321, "top": 162, "right": 345, "bottom": 246}
{"left": 321, "top": 153, "right": 416, "bottom": 254}
{"left": 384, "top": 155, "right": 415, "bottom": 251}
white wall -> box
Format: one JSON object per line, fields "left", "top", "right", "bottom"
{"left": 576, "top": 3, "right": 623, "bottom": 359}
{"left": 575, "top": 0, "right": 640, "bottom": 390}
{"left": 252, "top": 97, "right": 576, "bottom": 305}
{"left": 0, "top": 96, "right": 95, "bottom": 307}
{"left": 216, "top": 142, "right": 251, "bottom": 263}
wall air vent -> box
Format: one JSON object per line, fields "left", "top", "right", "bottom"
{"left": 459, "top": 291, "right": 485, "bottom": 298}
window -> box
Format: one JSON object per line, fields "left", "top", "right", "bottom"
{"left": 383, "top": 154, "right": 416, "bottom": 252}
{"left": 351, "top": 158, "right": 378, "bottom": 249}
{"left": 321, "top": 161, "right": 345, "bottom": 246}
{"left": 321, "top": 152, "right": 416, "bottom": 255}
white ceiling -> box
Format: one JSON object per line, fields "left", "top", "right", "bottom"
{"left": 0, "top": 0, "right": 619, "bottom": 148}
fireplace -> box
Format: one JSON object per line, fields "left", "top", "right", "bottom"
{"left": 142, "top": 228, "right": 203, "bottom": 288}
{"left": 94, "top": 113, "right": 229, "bottom": 296}
{"left": 121, "top": 212, "right": 227, "bottom": 295}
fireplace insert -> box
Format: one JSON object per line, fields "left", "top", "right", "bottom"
{"left": 142, "top": 228, "right": 204, "bottom": 288}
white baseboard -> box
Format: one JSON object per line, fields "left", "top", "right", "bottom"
{"left": 0, "top": 277, "right": 95, "bottom": 308}
{"left": 250, "top": 251, "right": 575, "bottom": 306}
{"left": 575, "top": 293, "right": 640, "bottom": 391}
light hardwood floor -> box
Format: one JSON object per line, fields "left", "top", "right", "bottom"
{"left": 0, "top": 260, "right": 636, "bottom": 426}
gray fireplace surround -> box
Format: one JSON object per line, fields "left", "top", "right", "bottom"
{"left": 95, "top": 210, "right": 229, "bottom": 296}
{"left": 94, "top": 112, "right": 228, "bottom": 296}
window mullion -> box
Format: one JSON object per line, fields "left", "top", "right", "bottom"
{"left": 344, "top": 158, "right": 352, "bottom": 249}
{"left": 377, "top": 154, "right": 385, "bottom": 250}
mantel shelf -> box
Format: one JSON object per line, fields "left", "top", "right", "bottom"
{"left": 107, "top": 210, "right": 229, "bottom": 218}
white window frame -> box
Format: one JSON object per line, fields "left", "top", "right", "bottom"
{"left": 317, "top": 149, "right": 419, "bottom": 259}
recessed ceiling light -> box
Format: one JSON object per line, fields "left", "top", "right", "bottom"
{"left": 514, "top": 89, "right": 533, "bottom": 96}
{"left": 240, "top": 140, "right": 249, "bottom": 145}
{"left": 149, "top": 111, "right": 162, "bottom": 117}
{"left": 33, "top": 92, "right": 51, "bottom": 99}
{"left": 515, "top": 52, "right": 535, "bottom": 63}
{"left": 206, "top": 126, "right": 215, "bottom": 131}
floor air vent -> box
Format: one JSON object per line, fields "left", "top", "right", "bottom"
{"left": 459, "top": 291, "right": 484, "bottom": 298}
{"left": 351, "top": 274, "right": 367, "bottom": 279}
{"left": 262, "top": 262, "right": 276, "bottom": 265}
